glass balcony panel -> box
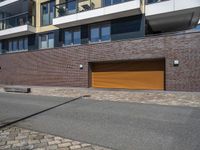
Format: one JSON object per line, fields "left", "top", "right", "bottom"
{"left": 55, "top": 0, "right": 133, "bottom": 17}
{"left": 113, "top": 0, "right": 122, "bottom": 4}
{"left": 68, "top": 0, "right": 77, "bottom": 14}
{"left": 56, "top": 3, "right": 66, "bottom": 17}
{"left": 56, "top": 1, "right": 77, "bottom": 17}
{"left": 0, "top": 12, "right": 35, "bottom": 30}
{"left": 103, "top": 0, "right": 130, "bottom": 6}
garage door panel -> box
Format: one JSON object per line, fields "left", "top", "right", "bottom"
{"left": 92, "top": 60, "right": 164, "bottom": 72}
{"left": 92, "top": 71, "right": 164, "bottom": 90}
{"left": 92, "top": 60, "right": 165, "bottom": 90}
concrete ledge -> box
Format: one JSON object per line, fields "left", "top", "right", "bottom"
{"left": 4, "top": 86, "right": 31, "bottom": 93}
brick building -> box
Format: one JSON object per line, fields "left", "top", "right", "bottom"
{"left": 0, "top": 0, "right": 200, "bottom": 91}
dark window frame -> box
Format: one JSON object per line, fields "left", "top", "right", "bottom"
{"left": 8, "top": 37, "right": 28, "bottom": 52}
{"left": 41, "top": 0, "right": 55, "bottom": 26}
{"left": 39, "top": 32, "right": 55, "bottom": 49}
{"left": 63, "top": 27, "right": 81, "bottom": 46}
{"left": 89, "top": 22, "right": 111, "bottom": 44}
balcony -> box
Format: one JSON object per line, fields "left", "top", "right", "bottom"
{"left": 145, "top": 0, "right": 200, "bottom": 32}
{"left": 0, "top": 12, "right": 36, "bottom": 40}
{"left": 53, "top": 0, "right": 142, "bottom": 28}
{"left": 0, "top": 0, "right": 19, "bottom": 7}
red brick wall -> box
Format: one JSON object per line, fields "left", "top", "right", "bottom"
{"left": 0, "top": 32, "right": 200, "bottom": 91}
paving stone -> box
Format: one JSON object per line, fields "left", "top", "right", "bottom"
{"left": 59, "top": 148, "right": 70, "bottom": 150}
{"left": 0, "top": 127, "right": 112, "bottom": 150}
{"left": 33, "top": 148, "right": 46, "bottom": 150}
{"left": 33, "top": 142, "right": 48, "bottom": 148}
{"left": 0, "top": 144, "right": 11, "bottom": 149}
{"left": 28, "top": 140, "right": 40, "bottom": 145}
{"left": 44, "top": 135, "right": 54, "bottom": 139}
{"left": 15, "top": 135, "right": 27, "bottom": 140}
{"left": 7, "top": 140, "right": 19, "bottom": 145}
{"left": 47, "top": 144, "right": 58, "bottom": 150}
{"left": 48, "top": 140, "right": 61, "bottom": 145}
{"left": 12, "top": 141, "right": 27, "bottom": 148}
{"left": 1, "top": 132, "right": 9, "bottom": 135}
{"left": 72, "top": 141, "right": 81, "bottom": 145}
{"left": 62, "top": 139, "right": 72, "bottom": 143}
{"left": 0, "top": 135, "right": 7, "bottom": 140}
{"left": 58, "top": 142, "right": 72, "bottom": 148}
{"left": 22, "top": 145, "right": 34, "bottom": 149}
{"left": 34, "top": 135, "right": 45, "bottom": 140}
{"left": 81, "top": 143, "right": 91, "bottom": 147}
{"left": 54, "top": 136, "right": 63, "bottom": 140}
{"left": 77, "top": 148, "right": 93, "bottom": 150}
{"left": 40, "top": 138, "right": 53, "bottom": 143}
{"left": 0, "top": 142, "right": 6, "bottom": 146}
{"left": 70, "top": 145, "right": 81, "bottom": 149}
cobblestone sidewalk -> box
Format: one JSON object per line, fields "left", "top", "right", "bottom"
{"left": 29, "top": 87, "right": 200, "bottom": 107}
{"left": 0, "top": 127, "right": 112, "bottom": 150}
{"left": 1, "top": 86, "right": 200, "bottom": 107}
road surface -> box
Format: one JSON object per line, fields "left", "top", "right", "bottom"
{"left": 0, "top": 92, "right": 200, "bottom": 150}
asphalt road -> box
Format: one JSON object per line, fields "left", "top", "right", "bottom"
{"left": 0, "top": 93, "right": 72, "bottom": 126}
{"left": 0, "top": 93, "right": 200, "bottom": 150}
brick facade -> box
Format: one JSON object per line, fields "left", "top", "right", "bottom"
{"left": 0, "top": 32, "right": 200, "bottom": 92}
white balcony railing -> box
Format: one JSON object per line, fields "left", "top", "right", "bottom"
{"left": 53, "top": 0, "right": 142, "bottom": 28}
{"left": 146, "top": 0, "right": 200, "bottom": 16}
{"left": 0, "top": 0, "right": 19, "bottom": 7}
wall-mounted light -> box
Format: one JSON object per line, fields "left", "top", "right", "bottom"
{"left": 173, "top": 60, "right": 179, "bottom": 67}
{"left": 79, "top": 64, "right": 83, "bottom": 69}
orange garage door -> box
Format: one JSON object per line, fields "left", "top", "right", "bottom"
{"left": 91, "top": 59, "right": 165, "bottom": 90}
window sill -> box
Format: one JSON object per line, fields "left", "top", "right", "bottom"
{"left": 6, "top": 50, "right": 28, "bottom": 54}
{"left": 62, "top": 40, "right": 111, "bottom": 47}
{"left": 89, "top": 40, "right": 111, "bottom": 45}
{"left": 62, "top": 44, "right": 81, "bottom": 47}
{"left": 39, "top": 47, "right": 55, "bottom": 50}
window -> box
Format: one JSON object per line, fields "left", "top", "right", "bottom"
{"left": 24, "top": 38, "right": 28, "bottom": 50}
{"left": 101, "top": 24, "right": 111, "bottom": 41}
{"left": 39, "top": 33, "right": 54, "bottom": 49}
{"left": 41, "top": 0, "right": 55, "bottom": 26}
{"left": 13, "top": 40, "right": 18, "bottom": 51}
{"left": 41, "top": 34, "right": 48, "bottom": 49}
{"left": 19, "top": 39, "right": 24, "bottom": 50}
{"left": 48, "top": 33, "right": 54, "bottom": 48}
{"left": 111, "top": 15, "right": 143, "bottom": 40}
{"left": 90, "top": 23, "right": 111, "bottom": 43}
{"left": 90, "top": 26, "right": 100, "bottom": 43}
{"left": 8, "top": 37, "right": 28, "bottom": 52}
{"left": 64, "top": 28, "right": 81, "bottom": 46}
{"left": 73, "top": 30, "right": 81, "bottom": 44}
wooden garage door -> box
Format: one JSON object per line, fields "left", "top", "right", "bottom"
{"left": 91, "top": 59, "right": 165, "bottom": 90}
